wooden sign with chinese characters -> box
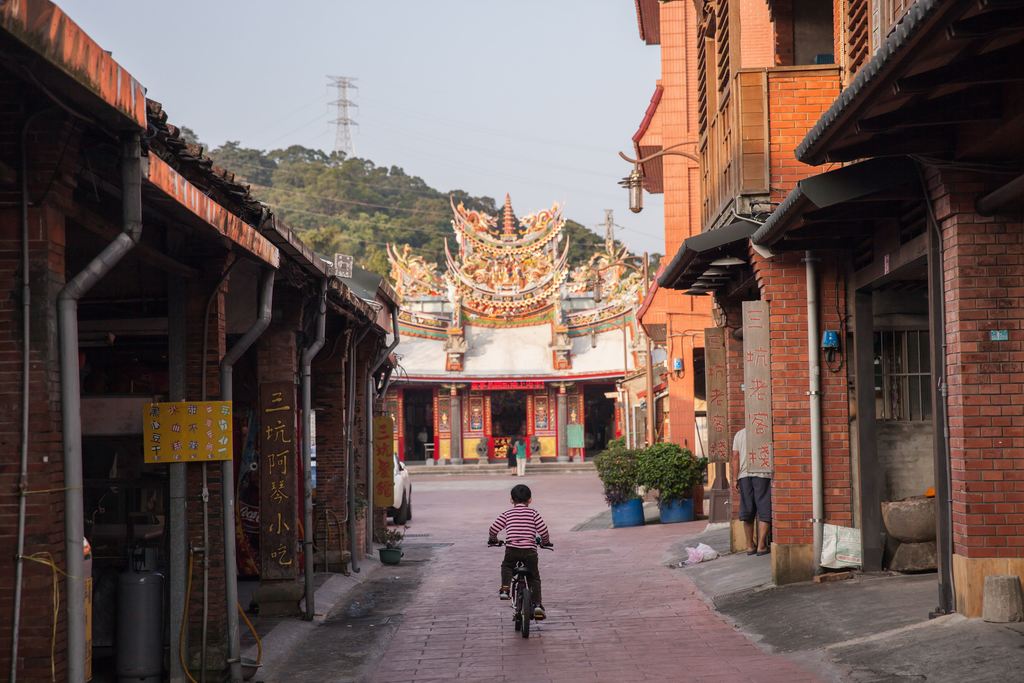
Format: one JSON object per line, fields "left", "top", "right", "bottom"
{"left": 143, "top": 401, "right": 232, "bottom": 463}
{"left": 259, "top": 382, "right": 297, "bottom": 580}
{"left": 373, "top": 416, "right": 395, "bottom": 507}
{"left": 742, "top": 301, "right": 774, "bottom": 476}
{"left": 704, "top": 327, "right": 730, "bottom": 463}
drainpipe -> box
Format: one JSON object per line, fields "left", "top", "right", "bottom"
{"left": 220, "top": 269, "right": 275, "bottom": 683}
{"left": 347, "top": 327, "right": 370, "bottom": 573}
{"left": 805, "top": 251, "right": 824, "bottom": 575}
{"left": 365, "top": 372, "right": 375, "bottom": 550}
{"left": 918, "top": 163, "right": 955, "bottom": 616}
{"left": 59, "top": 133, "right": 143, "bottom": 682}
{"left": 300, "top": 279, "right": 328, "bottom": 621}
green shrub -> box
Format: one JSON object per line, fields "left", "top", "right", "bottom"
{"left": 593, "top": 438, "right": 641, "bottom": 506}
{"left": 636, "top": 442, "right": 708, "bottom": 503}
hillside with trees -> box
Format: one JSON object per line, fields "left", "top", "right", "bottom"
{"left": 207, "top": 142, "right": 617, "bottom": 277}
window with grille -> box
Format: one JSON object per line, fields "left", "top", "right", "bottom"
{"left": 874, "top": 329, "right": 932, "bottom": 421}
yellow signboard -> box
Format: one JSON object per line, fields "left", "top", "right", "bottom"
{"left": 143, "top": 401, "right": 233, "bottom": 464}
{"left": 373, "top": 416, "right": 395, "bottom": 507}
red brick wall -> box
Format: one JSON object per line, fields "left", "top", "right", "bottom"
{"left": 184, "top": 263, "right": 228, "bottom": 661}
{"left": 312, "top": 322, "right": 350, "bottom": 550}
{"left": 930, "top": 169, "right": 1024, "bottom": 560}
{"left": 0, "top": 84, "right": 85, "bottom": 679}
{"left": 647, "top": 0, "right": 714, "bottom": 449}
{"left": 752, "top": 251, "right": 851, "bottom": 547}
{"left": 767, "top": 67, "right": 841, "bottom": 206}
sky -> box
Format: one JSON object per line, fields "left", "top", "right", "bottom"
{"left": 59, "top": 0, "right": 667, "bottom": 255}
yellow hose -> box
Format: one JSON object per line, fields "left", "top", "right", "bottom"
{"left": 178, "top": 549, "right": 198, "bottom": 683}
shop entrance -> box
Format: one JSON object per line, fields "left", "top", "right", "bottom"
{"left": 584, "top": 383, "right": 616, "bottom": 457}
{"left": 403, "top": 388, "right": 434, "bottom": 462}
{"left": 491, "top": 391, "right": 527, "bottom": 457}
{"left": 854, "top": 258, "right": 939, "bottom": 578}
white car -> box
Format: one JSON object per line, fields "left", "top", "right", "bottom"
{"left": 389, "top": 454, "right": 413, "bottom": 525}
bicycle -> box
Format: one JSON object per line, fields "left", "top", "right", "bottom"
{"left": 487, "top": 539, "right": 553, "bottom": 639}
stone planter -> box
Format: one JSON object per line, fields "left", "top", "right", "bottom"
{"left": 881, "top": 496, "right": 937, "bottom": 572}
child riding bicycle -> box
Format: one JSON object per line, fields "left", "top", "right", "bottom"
{"left": 488, "top": 484, "right": 551, "bottom": 620}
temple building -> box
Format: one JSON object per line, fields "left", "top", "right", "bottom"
{"left": 386, "top": 195, "right": 645, "bottom": 464}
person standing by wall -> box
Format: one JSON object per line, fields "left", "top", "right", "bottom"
{"left": 732, "top": 427, "right": 772, "bottom": 555}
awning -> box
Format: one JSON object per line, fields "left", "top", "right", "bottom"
{"left": 752, "top": 156, "right": 920, "bottom": 250}
{"left": 657, "top": 219, "right": 758, "bottom": 292}
{"left": 797, "top": 0, "right": 1020, "bottom": 165}
{"left": 632, "top": 85, "right": 665, "bottom": 193}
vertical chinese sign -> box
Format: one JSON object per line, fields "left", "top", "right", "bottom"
{"left": 704, "top": 327, "right": 729, "bottom": 463}
{"left": 143, "top": 400, "right": 233, "bottom": 463}
{"left": 259, "top": 382, "right": 297, "bottom": 581}
{"left": 742, "top": 301, "right": 773, "bottom": 476}
{"left": 373, "top": 416, "right": 395, "bottom": 508}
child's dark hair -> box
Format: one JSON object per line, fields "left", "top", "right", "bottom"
{"left": 511, "top": 484, "right": 532, "bottom": 503}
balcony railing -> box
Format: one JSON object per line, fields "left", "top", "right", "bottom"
{"left": 700, "top": 69, "right": 769, "bottom": 231}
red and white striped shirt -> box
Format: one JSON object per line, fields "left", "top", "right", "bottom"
{"left": 489, "top": 504, "right": 550, "bottom": 549}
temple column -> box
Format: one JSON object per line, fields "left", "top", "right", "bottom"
{"left": 556, "top": 383, "right": 569, "bottom": 462}
{"left": 448, "top": 384, "right": 463, "bottom": 465}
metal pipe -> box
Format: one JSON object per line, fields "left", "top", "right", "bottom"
{"left": 366, "top": 373, "right": 375, "bottom": 552}
{"left": 220, "top": 269, "right": 275, "bottom": 683}
{"left": 919, "top": 163, "right": 956, "bottom": 615}
{"left": 346, "top": 327, "right": 370, "bottom": 573}
{"left": 10, "top": 107, "right": 48, "bottom": 683}
{"left": 197, "top": 258, "right": 237, "bottom": 682}
{"left": 167, "top": 264, "right": 188, "bottom": 683}
{"left": 301, "top": 279, "right": 328, "bottom": 620}
{"left": 59, "top": 133, "right": 143, "bottom": 682}
{"left": 805, "top": 251, "right": 824, "bottom": 575}
{"left": 643, "top": 253, "right": 656, "bottom": 446}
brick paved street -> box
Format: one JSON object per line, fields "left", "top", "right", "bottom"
{"left": 365, "top": 472, "right": 822, "bottom": 682}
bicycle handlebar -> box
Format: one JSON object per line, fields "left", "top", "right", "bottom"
{"left": 487, "top": 539, "right": 554, "bottom": 549}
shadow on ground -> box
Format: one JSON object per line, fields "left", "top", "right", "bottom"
{"left": 254, "top": 543, "right": 444, "bottom": 683}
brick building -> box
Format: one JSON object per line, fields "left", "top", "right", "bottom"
{"left": 0, "top": 2, "right": 396, "bottom": 681}
{"left": 658, "top": 0, "right": 1024, "bottom": 617}
{"left": 627, "top": 0, "right": 714, "bottom": 456}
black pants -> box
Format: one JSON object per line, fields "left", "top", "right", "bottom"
{"left": 501, "top": 547, "right": 542, "bottom": 606}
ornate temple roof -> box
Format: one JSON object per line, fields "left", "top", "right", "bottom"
{"left": 388, "top": 195, "right": 645, "bottom": 381}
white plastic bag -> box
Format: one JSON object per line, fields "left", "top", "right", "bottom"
{"left": 681, "top": 542, "right": 720, "bottom": 566}
{"left": 821, "top": 523, "right": 861, "bottom": 569}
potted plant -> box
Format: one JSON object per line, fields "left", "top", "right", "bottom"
{"left": 376, "top": 526, "right": 406, "bottom": 565}
{"left": 636, "top": 442, "right": 708, "bottom": 523}
{"left": 594, "top": 439, "right": 645, "bottom": 528}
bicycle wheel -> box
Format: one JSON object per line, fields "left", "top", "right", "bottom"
{"left": 520, "top": 586, "right": 531, "bottom": 639}
{"left": 512, "top": 580, "right": 522, "bottom": 631}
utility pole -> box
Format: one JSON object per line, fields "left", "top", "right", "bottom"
{"left": 643, "top": 252, "right": 657, "bottom": 446}
{"left": 327, "top": 75, "right": 358, "bottom": 156}
{"left": 603, "top": 209, "right": 615, "bottom": 252}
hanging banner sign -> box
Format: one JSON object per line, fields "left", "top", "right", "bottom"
{"left": 373, "top": 416, "right": 395, "bottom": 507}
{"left": 742, "top": 301, "right": 774, "bottom": 476}
{"left": 143, "top": 401, "right": 232, "bottom": 463}
{"left": 259, "top": 382, "right": 297, "bottom": 581}
{"left": 470, "top": 381, "right": 544, "bottom": 391}
{"left": 704, "top": 327, "right": 730, "bottom": 463}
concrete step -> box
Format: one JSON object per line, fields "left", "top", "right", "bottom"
{"left": 407, "top": 461, "right": 595, "bottom": 476}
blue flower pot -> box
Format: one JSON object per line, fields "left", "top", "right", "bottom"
{"left": 658, "top": 498, "right": 694, "bottom": 524}
{"left": 610, "top": 499, "right": 645, "bottom": 528}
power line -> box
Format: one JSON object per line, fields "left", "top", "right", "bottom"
{"left": 327, "top": 75, "right": 358, "bottom": 156}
